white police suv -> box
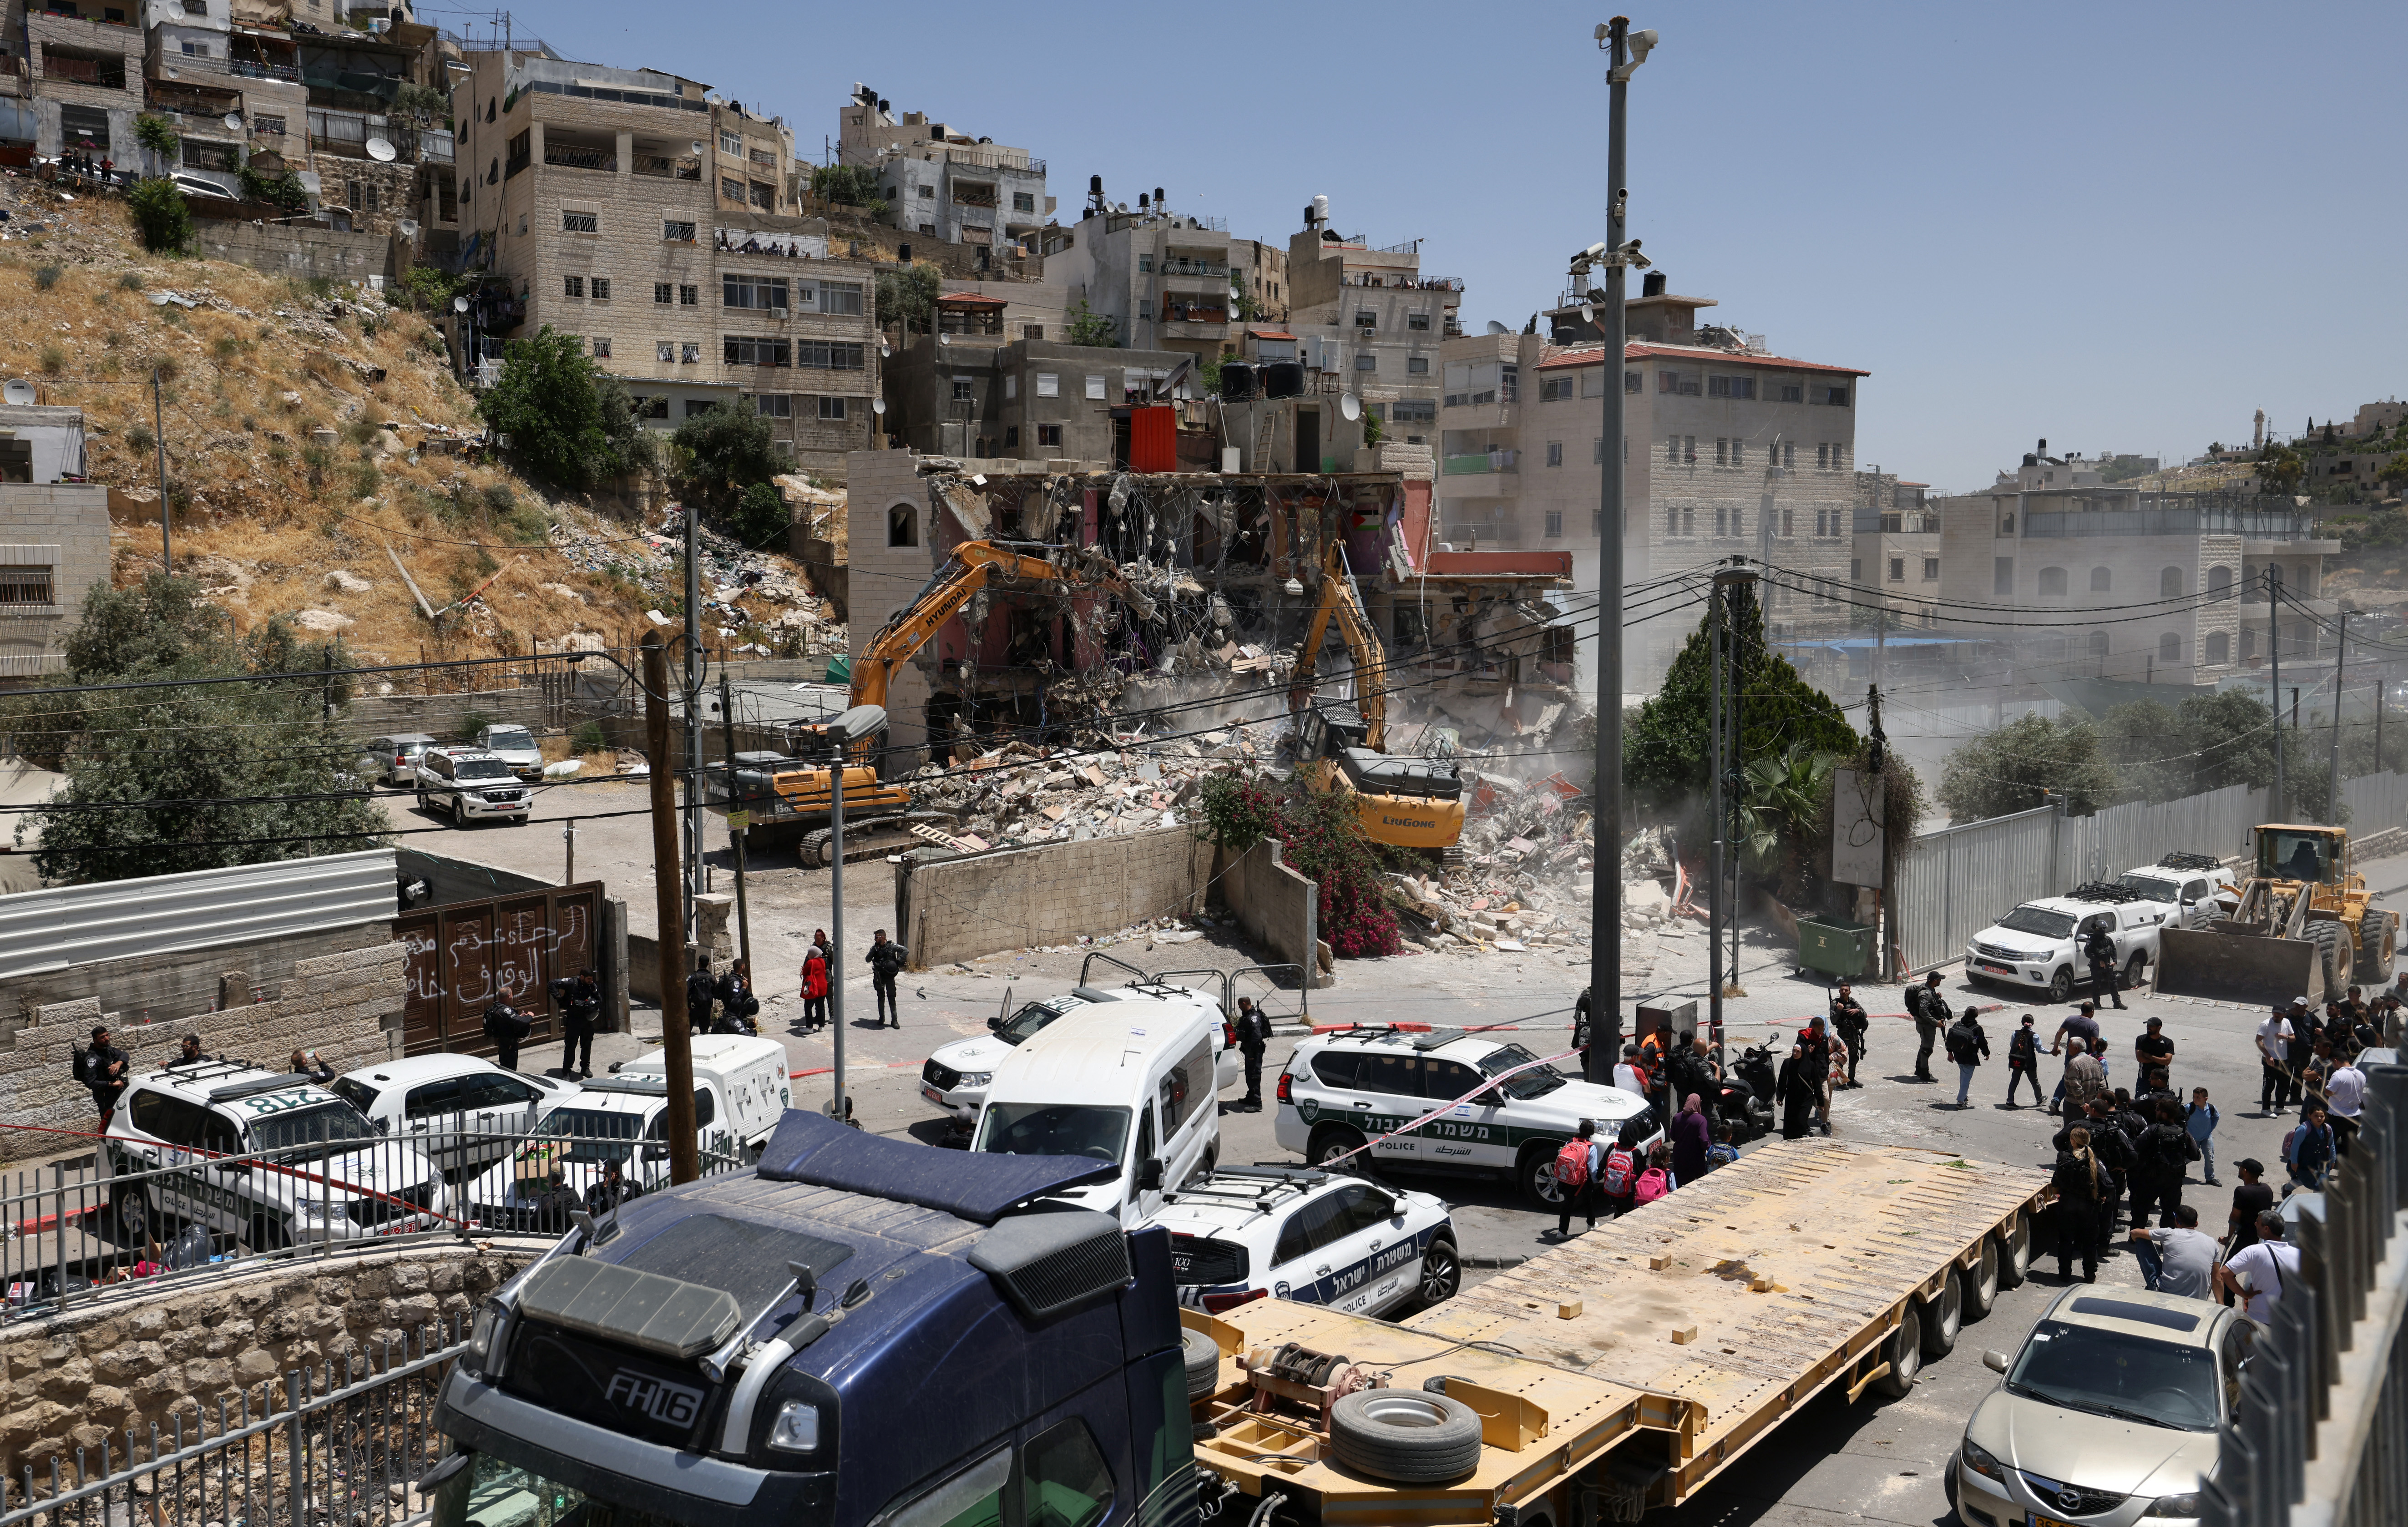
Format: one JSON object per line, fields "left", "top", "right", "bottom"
{"left": 1965, "top": 883, "right": 2172, "bottom": 1003}
{"left": 101, "top": 1058, "right": 451, "bottom": 1249}
{"left": 1143, "top": 1165, "right": 1458, "bottom": 1318}
{"left": 1273, "top": 1026, "right": 1658, "bottom": 1208}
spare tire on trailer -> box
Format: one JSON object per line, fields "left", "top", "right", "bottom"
{"left": 1181, "top": 1328, "right": 1222, "bottom": 1398}
{"left": 1327, "top": 1388, "right": 1483, "bottom": 1483}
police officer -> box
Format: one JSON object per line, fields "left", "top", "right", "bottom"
{"left": 80, "top": 1025, "right": 129, "bottom": 1126}
{"left": 684, "top": 955, "right": 718, "bottom": 1035}
{"left": 1906, "top": 971, "right": 1946, "bottom": 1082}
{"left": 482, "top": 1000, "right": 530, "bottom": 1072}
{"left": 558, "top": 967, "right": 600, "bottom": 1078}
{"left": 1234, "top": 998, "right": 1274, "bottom": 1111}
{"left": 2085, "top": 922, "right": 2125, "bottom": 1009}
{"left": 1830, "top": 982, "right": 1869, "bottom": 1089}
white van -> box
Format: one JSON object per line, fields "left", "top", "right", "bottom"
{"left": 461, "top": 1035, "right": 789, "bottom": 1231}
{"left": 922, "top": 981, "right": 1239, "bottom": 1125}
{"left": 971, "top": 1002, "right": 1224, "bottom": 1227}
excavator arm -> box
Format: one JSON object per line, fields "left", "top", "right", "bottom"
{"left": 1287, "top": 540, "right": 1387, "bottom": 748}
{"left": 849, "top": 540, "right": 1072, "bottom": 716}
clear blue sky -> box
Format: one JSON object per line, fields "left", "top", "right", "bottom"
{"left": 456, "top": 0, "right": 2406, "bottom": 490}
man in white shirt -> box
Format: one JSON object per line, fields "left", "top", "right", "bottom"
{"left": 2325, "top": 1057, "right": 2366, "bottom": 1156}
{"left": 2127, "top": 1205, "right": 2219, "bottom": 1299}
{"left": 1611, "top": 1042, "right": 1647, "bottom": 1098}
{"left": 2214, "top": 1211, "right": 2301, "bottom": 1324}
{"left": 2256, "top": 1004, "right": 2300, "bottom": 1115}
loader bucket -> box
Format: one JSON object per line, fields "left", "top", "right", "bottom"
{"left": 2155, "top": 926, "right": 2324, "bottom": 1008}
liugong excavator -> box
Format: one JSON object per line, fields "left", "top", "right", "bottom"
{"left": 703, "top": 541, "right": 1150, "bottom": 865}
{"left": 1288, "top": 540, "right": 1466, "bottom": 852}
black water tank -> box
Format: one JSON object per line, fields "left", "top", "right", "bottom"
{"left": 1642, "top": 270, "right": 1667, "bottom": 297}
{"left": 1221, "top": 362, "right": 1258, "bottom": 400}
{"left": 1262, "top": 362, "right": 1305, "bottom": 399}
{"left": 1089, "top": 173, "right": 1103, "bottom": 196}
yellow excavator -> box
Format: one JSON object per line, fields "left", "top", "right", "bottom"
{"left": 709, "top": 540, "right": 1142, "bottom": 865}
{"left": 2156, "top": 823, "right": 2400, "bottom": 1007}
{"left": 1287, "top": 540, "right": 1465, "bottom": 851}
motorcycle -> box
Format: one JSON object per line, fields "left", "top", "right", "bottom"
{"left": 1712, "top": 1043, "right": 1779, "bottom": 1142}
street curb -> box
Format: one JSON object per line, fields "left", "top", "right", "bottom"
{"left": 1462, "top": 1254, "right": 1530, "bottom": 1269}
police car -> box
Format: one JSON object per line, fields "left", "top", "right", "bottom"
{"left": 1143, "top": 1165, "right": 1458, "bottom": 1318}
{"left": 920, "top": 981, "right": 1239, "bottom": 1125}
{"left": 101, "top": 1058, "right": 451, "bottom": 1249}
{"left": 1273, "top": 1026, "right": 1658, "bottom": 1208}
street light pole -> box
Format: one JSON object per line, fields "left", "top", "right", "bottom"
{"left": 683, "top": 503, "right": 705, "bottom": 943}
{"left": 1583, "top": 14, "right": 1652, "bottom": 1086}
{"left": 2328, "top": 610, "right": 2348, "bottom": 825}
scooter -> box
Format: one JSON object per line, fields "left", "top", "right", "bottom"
{"left": 1713, "top": 1043, "right": 1778, "bottom": 1141}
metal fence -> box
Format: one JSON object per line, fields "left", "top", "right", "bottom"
{"left": 2056, "top": 782, "right": 2270, "bottom": 887}
{"left": 0, "top": 1318, "right": 463, "bottom": 1527}
{"left": 3, "top": 1115, "right": 749, "bottom": 1323}
{"left": 2204, "top": 1060, "right": 2407, "bottom": 1527}
{"left": 1892, "top": 804, "right": 2059, "bottom": 976}
{"left": 2342, "top": 770, "right": 2408, "bottom": 835}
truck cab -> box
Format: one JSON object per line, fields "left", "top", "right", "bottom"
{"left": 431, "top": 1110, "right": 1195, "bottom": 1527}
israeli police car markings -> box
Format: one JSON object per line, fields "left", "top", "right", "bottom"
{"left": 1143, "top": 1165, "right": 1458, "bottom": 1319}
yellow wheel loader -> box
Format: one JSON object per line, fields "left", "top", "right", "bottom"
{"left": 2155, "top": 824, "right": 2400, "bottom": 1008}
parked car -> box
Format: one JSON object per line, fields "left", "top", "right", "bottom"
{"left": 1146, "top": 1165, "right": 1459, "bottom": 1318}
{"left": 330, "top": 1054, "right": 581, "bottom": 1177}
{"left": 416, "top": 747, "right": 531, "bottom": 826}
{"left": 1954, "top": 1284, "right": 2241, "bottom": 1527}
{"left": 1274, "top": 1025, "right": 1658, "bottom": 1208}
{"left": 169, "top": 173, "right": 238, "bottom": 201}
{"left": 1964, "top": 884, "right": 2171, "bottom": 1002}
{"left": 922, "top": 980, "right": 1236, "bottom": 1125}
{"left": 475, "top": 724, "right": 545, "bottom": 781}
{"left": 2116, "top": 853, "right": 2239, "bottom": 930}
{"left": 359, "top": 733, "right": 440, "bottom": 788}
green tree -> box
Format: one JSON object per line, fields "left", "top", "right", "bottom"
{"left": 1735, "top": 742, "right": 1838, "bottom": 875}
{"left": 1065, "top": 299, "right": 1118, "bottom": 349}
{"left": 133, "top": 114, "right": 178, "bottom": 159}
{"left": 809, "top": 163, "right": 885, "bottom": 213}
{"left": 392, "top": 81, "right": 448, "bottom": 127}
{"left": 672, "top": 402, "right": 782, "bottom": 510}
{"left": 874, "top": 262, "right": 940, "bottom": 334}
{"left": 126, "top": 178, "right": 193, "bottom": 254}
{"left": 476, "top": 326, "right": 641, "bottom": 490}
{"left": 1361, "top": 404, "right": 1385, "bottom": 447}
{"left": 731, "top": 481, "right": 790, "bottom": 548}
{"left": 2096, "top": 700, "right": 2191, "bottom": 804}
{"left": 2256, "top": 441, "right": 2306, "bottom": 495}
{"left": 1937, "top": 713, "right": 2119, "bottom": 821}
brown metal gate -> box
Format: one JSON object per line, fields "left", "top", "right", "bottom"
{"left": 397, "top": 881, "right": 603, "bottom": 1056}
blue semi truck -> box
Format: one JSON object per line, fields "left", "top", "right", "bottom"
{"left": 429, "top": 1109, "right": 1202, "bottom": 1527}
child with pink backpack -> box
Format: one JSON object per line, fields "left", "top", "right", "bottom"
{"left": 1633, "top": 1141, "right": 1678, "bottom": 1205}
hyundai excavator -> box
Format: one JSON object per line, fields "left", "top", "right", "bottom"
{"left": 1288, "top": 540, "right": 1466, "bottom": 852}
{"left": 706, "top": 540, "right": 1148, "bottom": 865}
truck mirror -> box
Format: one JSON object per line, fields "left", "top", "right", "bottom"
{"left": 1139, "top": 1157, "right": 1165, "bottom": 1192}
{"left": 642, "top": 1142, "right": 669, "bottom": 1163}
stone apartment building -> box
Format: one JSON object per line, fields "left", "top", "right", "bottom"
{"left": 138, "top": 0, "right": 309, "bottom": 200}
{"left": 1935, "top": 445, "right": 2342, "bottom": 688}
{"left": 1040, "top": 198, "right": 1235, "bottom": 366}
{"left": 837, "top": 82, "right": 1050, "bottom": 268}
{"left": 881, "top": 335, "right": 1195, "bottom": 463}
{"left": 0, "top": 405, "right": 107, "bottom": 684}
{"left": 1262, "top": 195, "right": 1459, "bottom": 442}
{"left": 451, "top": 49, "right": 880, "bottom": 478}
{"left": 1435, "top": 277, "right": 1866, "bottom": 693}
{"left": 18, "top": 0, "right": 147, "bottom": 160}
{"left": 1853, "top": 470, "right": 1939, "bottom": 628}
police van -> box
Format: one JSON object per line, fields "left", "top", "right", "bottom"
{"left": 101, "top": 1059, "right": 452, "bottom": 1249}
{"left": 922, "top": 982, "right": 1238, "bottom": 1126}
{"left": 1274, "top": 1026, "right": 1658, "bottom": 1207}
{"left": 1144, "top": 1165, "right": 1458, "bottom": 1319}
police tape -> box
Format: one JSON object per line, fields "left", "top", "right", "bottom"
{"left": 0, "top": 1117, "right": 471, "bottom": 1229}
{"left": 1310, "top": 1045, "right": 1592, "bottom": 1170}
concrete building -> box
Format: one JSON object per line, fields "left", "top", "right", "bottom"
{"left": 837, "top": 82, "right": 1049, "bottom": 267}
{"left": 1273, "top": 195, "right": 1459, "bottom": 437}
{"left": 1935, "top": 443, "right": 2343, "bottom": 688}
{"left": 1040, "top": 196, "right": 1234, "bottom": 365}
{"left": 451, "top": 48, "right": 879, "bottom": 478}
{"left": 1229, "top": 236, "right": 1289, "bottom": 325}
{"left": 1853, "top": 470, "right": 1938, "bottom": 629}
{"left": 0, "top": 405, "right": 107, "bottom": 683}
{"left": 1434, "top": 276, "right": 1867, "bottom": 694}
{"left": 22, "top": 0, "right": 147, "bottom": 161}
{"left": 880, "top": 335, "right": 1197, "bottom": 464}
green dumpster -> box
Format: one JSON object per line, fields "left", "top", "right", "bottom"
{"left": 1797, "top": 915, "right": 1873, "bottom": 979}
{"left": 824, "top": 654, "right": 851, "bottom": 685}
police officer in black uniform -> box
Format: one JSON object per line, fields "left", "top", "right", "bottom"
{"left": 684, "top": 955, "right": 718, "bottom": 1035}
{"left": 1234, "top": 998, "right": 1274, "bottom": 1111}
{"left": 555, "top": 967, "right": 600, "bottom": 1078}
{"left": 1830, "top": 982, "right": 1869, "bottom": 1089}
{"left": 2085, "top": 922, "right": 2125, "bottom": 1009}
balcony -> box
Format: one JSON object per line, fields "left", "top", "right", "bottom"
{"left": 1158, "top": 298, "right": 1228, "bottom": 324}
{"left": 1443, "top": 450, "right": 1519, "bottom": 475}
{"left": 34, "top": 53, "right": 128, "bottom": 89}
{"left": 2021, "top": 506, "right": 2319, "bottom": 539}
{"left": 543, "top": 140, "right": 616, "bottom": 172}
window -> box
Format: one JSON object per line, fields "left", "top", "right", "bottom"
{"left": 1406, "top": 356, "right": 1430, "bottom": 375}
{"left": 818, "top": 396, "right": 847, "bottom": 420}
{"left": 0, "top": 566, "right": 56, "bottom": 605}
{"left": 1821, "top": 386, "right": 1850, "bottom": 406}
{"left": 1012, "top": 191, "right": 1036, "bottom": 213}
{"left": 2091, "top": 566, "right": 2112, "bottom": 593}
{"left": 1003, "top": 425, "right": 1019, "bottom": 447}
{"left": 1158, "top": 1038, "right": 1212, "bottom": 1136}
{"left": 809, "top": 281, "right": 864, "bottom": 315}
{"left": 1038, "top": 423, "right": 1062, "bottom": 448}
{"left": 1778, "top": 383, "right": 1804, "bottom": 403}
{"left": 252, "top": 113, "right": 285, "bottom": 136}
{"left": 591, "top": 278, "right": 610, "bottom": 302}
{"left": 1354, "top": 309, "right": 1377, "bottom": 329}
{"left": 1715, "top": 508, "right": 1729, "bottom": 538}
{"left": 2206, "top": 632, "right": 2230, "bottom": 664}
{"left": 723, "top": 274, "right": 789, "bottom": 310}
{"left": 180, "top": 40, "right": 212, "bottom": 57}
{"left": 2039, "top": 566, "right": 2068, "bottom": 597}
{"left": 1851, "top": 557, "right": 1862, "bottom": 581}
{"left": 2209, "top": 565, "right": 2234, "bottom": 597}
{"left": 798, "top": 342, "right": 866, "bottom": 370}
{"left": 1541, "top": 377, "right": 1575, "bottom": 402}
{"left": 1546, "top": 441, "right": 1563, "bottom": 467}
{"left": 725, "top": 336, "right": 791, "bottom": 366}
{"left": 1354, "top": 352, "right": 1377, "bottom": 372}
{"left": 888, "top": 505, "right": 918, "bottom": 547}
{"left": 1685, "top": 436, "right": 1696, "bottom": 462}
{"left": 2241, "top": 628, "right": 2257, "bottom": 659}
{"left": 720, "top": 177, "right": 746, "bottom": 201}
{"left": 719, "top": 131, "right": 742, "bottom": 155}
{"left": 1816, "top": 443, "right": 1829, "bottom": 469}
{"left": 1407, "top": 312, "right": 1431, "bottom": 331}
{"left": 1715, "top": 437, "right": 1729, "bottom": 466}
{"left": 1923, "top": 556, "right": 1939, "bottom": 581}
{"left": 1681, "top": 508, "right": 1695, "bottom": 537}
{"left": 1889, "top": 557, "right": 1905, "bottom": 582}
{"left": 680, "top": 285, "right": 699, "bottom": 306}
{"left": 2090, "top": 631, "right": 2110, "bottom": 657}
{"left": 918, "top": 184, "right": 935, "bottom": 199}
{"left": 655, "top": 282, "right": 673, "bottom": 305}
{"left": 1708, "top": 374, "right": 1755, "bottom": 399}
{"left": 663, "top": 220, "right": 696, "bottom": 243}
{"left": 1084, "top": 374, "right": 1106, "bottom": 400}
{"left": 1995, "top": 557, "right": 2014, "bottom": 596}
{"left": 2160, "top": 566, "right": 2184, "bottom": 597}
{"left": 562, "top": 209, "right": 597, "bottom": 234}
{"left": 563, "top": 275, "right": 585, "bottom": 298}
{"left": 1023, "top": 325, "right": 1044, "bottom": 340}
{"left": 591, "top": 337, "right": 611, "bottom": 359}
{"left": 1544, "top": 510, "right": 1564, "bottom": 538}
{"left": 952, "top": 378, "right": 974, "bottom": 401}
{"left": 1004, "top": 375, "right": 1017, "bottom": 400}
{"left": 754, "top": 394, "right": 790, "bottom": 418}
{"left": 1499, "top": 364, "right": 1518, "bottom": 403}
{"left": 2160, "top": 632, "right": 2183, "bottom": 663}
{"left": 750, "top": 182, "right": 774, "bottom": 211}
{"left": 656, "top": 341, "right": 674, "bottom": 363}
{"left": 681, "top": 343, "right": 701, "bottom": 364}
{"left": 1035, "top": 372, "right": 1060, "bottom": 398}
{"left": 1137, "top": 255, "right": 1153, "bottom": 273}
{"left": 1667, "top": 437, "right": 1681, "bottom": 465}
{"left": 1391, "top": 399, "right": 1435, "bottom": 423}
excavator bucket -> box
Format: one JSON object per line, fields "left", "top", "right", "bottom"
{"left": 2154, "top": 926, "right": 2325, "bottom": 1009}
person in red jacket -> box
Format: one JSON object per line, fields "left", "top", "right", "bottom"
{"left": 798, "top": 930, "right": 830, "bottom": 1031}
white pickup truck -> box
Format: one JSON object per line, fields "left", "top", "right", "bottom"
{"left": 2116, "top": 852, "right": 2239, "bottom": 930}
{"left": 1965, "top": 884, "right": 2173, "bottom": 1002}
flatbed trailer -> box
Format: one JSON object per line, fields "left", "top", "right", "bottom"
{"left": 1184, "top": 1140, "right": 2048, "bottom": 1524}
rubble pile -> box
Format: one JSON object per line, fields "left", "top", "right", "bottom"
{"left": 545, "top": 510, "right": 846, "bottom": 657}
{"left": 906, "top": 724, "right": 1276, "bottom": 850}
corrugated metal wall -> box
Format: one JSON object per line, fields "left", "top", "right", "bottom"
{"left": 0, "top": 849, "right": 396, "bottom": 981}
{"left": 1892, "top": 806, "right": 2059, "bottom": 976}
{"left": 2344, "top": 770, "right": 2408, "bottom": 835}
{"left": 2056, "top": 782, "right": 2270, "bottom": 886}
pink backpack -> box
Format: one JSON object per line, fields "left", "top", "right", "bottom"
{"left": 1553, "top": 1139, "right": 1591, "bottom": 1189}
{"left": 1599, "top": 1146, "right": 1636, "bottom": 1197}
{"left": 1633, "top": 1167, "right": 1671, "bottom": 1204}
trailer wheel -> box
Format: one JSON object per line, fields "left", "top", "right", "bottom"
{"left": 1993, "top": 1212, "right": 2032, "bottom": 1290}
{"left": 2046, "top": 966, "right": 2073, "bottom": 1003}
{"left": 1918, "top": 1269, "right": 1963, "bottom": 1358}
{"left": 1869, "top": 1318, "right": 1921, "bottom": 1400}
{"left": 1963, "top": 1235, "right": 2000, "bottom": 1320}
{"left": 1326, "top": 1389, "right": 1483, "bottom": 1483}
{"left": 1181, "top": 1328, "right": 1221, "bottom": 1399}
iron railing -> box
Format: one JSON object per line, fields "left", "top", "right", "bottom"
{"left": 2021, "top": 507, "right": 2321, "bottom": 540}
{"left": 2203, "top": 1060, "right": 2407, "bottom": 1527}
{"left": 2, "top": 1113, "right": 752, "bottom": 1322}
{"left": 0, "top": 1316, "right": 465, "bottom": 1527}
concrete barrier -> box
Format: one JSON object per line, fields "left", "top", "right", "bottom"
{"left": 896, "top": 828, "right": 1213, "bottom": 969}
{"left": 1215, "top": 839, "right": 1327, "bottom": 987}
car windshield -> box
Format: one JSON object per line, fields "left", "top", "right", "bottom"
{"left": 1479, "top": 1043, "right": 1567, "bottom": 1099}
{"left": 2118, "top": 874, "right": 2181, "bottom": 903}
{"left": 486, "top": 728, "right": 535, "bottom": 750}
{"left": 435, "top": 1454, "right": 682, "bottom": 1527}
{"left": 999, "top": 1001, "right": 1073, "bottom": 1046}
{"left": 975, "top": 1102, "right": 1131, "bottom": 1164}
{"left": 529, "top": 1105, "right": 653, "bottom": 1164}
{"left": 1998, "top": 906, "right": 2077, "bottom": 940}
{"left": 455, "top": 758, "right": 513, "bottom": 780}
{"left": 2006, "top": 1318, "right": 2221, "bottom": 1431}
{"left": 243, "top": 1100, "right": 381, "bottom": 1154}
{"left": 2259, "top": 830, "right": 2336, "bottom": 886}
{"left": 329, "top": 1077, "right": 379, "bottom": 1115}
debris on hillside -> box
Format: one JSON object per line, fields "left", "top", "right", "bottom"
{"left": 905, "top": 724, "right": 1275, "bottom": 849}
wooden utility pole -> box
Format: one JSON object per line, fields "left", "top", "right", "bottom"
{"left": 643, "top": 632, "right": 699, "bottom": 1184}
{"left": 720, "top": 670, "right": 753, "bottom": 973}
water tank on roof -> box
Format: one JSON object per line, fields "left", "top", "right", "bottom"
{"left": 1642, "top": 270, "right": 1667, "bottom": 297}
{"left": 1262, "top": 362, "right": 1305, "bottom": 399}
{"left": 1221, "top": 362, "right": 1258, "bottom": 400}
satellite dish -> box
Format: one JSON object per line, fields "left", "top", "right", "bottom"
{"left": 1339, "top": 393, "right": 1362, "bottom": 422}
{"left": 223, "top": 112, "right": 244, "bottom": 131}
{"left": 691, "top": 141, "right": 706, "bottom": 157}
{"left": 872, "top": 398, "right": 887, "bottom": 415}
{"left": 1484, "top": 320, "right": 1509, "bottom": 336}
{"left": 364, "top": 137, "right": 396, "bottom": 162}
{"left": 452, "top": 295, "right": 469, "bottom": 313}
{"left": 398, "top": 219, "right": 420, "bottom": 238}
{"left": 3, "top": 379, "right": 35, "bottom": 405}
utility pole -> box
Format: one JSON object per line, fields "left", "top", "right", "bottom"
{"left": 153, "top": 369, "right": 171, "bottom": 573}
{"left": 682, "top": 503, "right": 704, "bottom": 941}
{"left": 642, "top": 632, "right": 699, "bottom": 1185}
{"left": 1708, "top": 572, "right": 1725, "bottom": 1044}
{"left": 2328, "top": 610, "right": 2348, "bottom": 825}
{"left": 719, "top": 670, "right": 753, "bottom": 973}
{"left": 1867, "top": 683, "right": 1892, "bottom": 979}
{"left": 1582, "top": 13, "right": 1654, "bottom": 1087}
{"left": 2269, "top": 569, "right": 2284, "bottom": 818}
{"left": 1720, "top": 565, "right": 1753, "bottom": 999}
